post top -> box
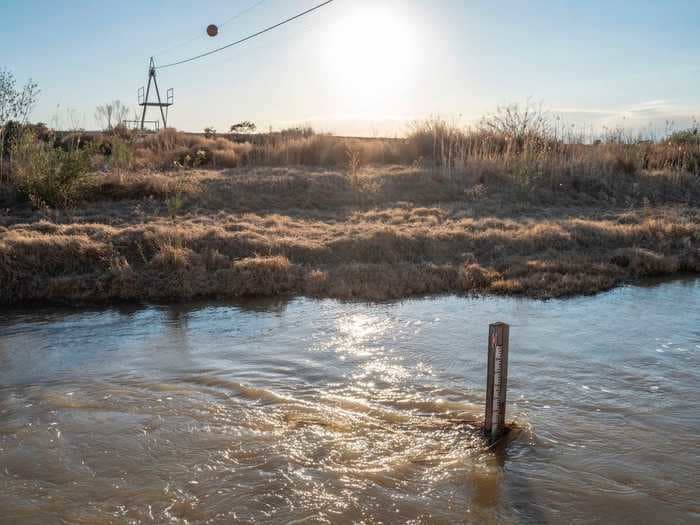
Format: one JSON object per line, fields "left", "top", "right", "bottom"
{"left": 490, "top": 321, "right": 509, "bottom": 327}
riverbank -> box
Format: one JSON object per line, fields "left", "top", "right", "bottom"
{"left": 1, "top": 165, "right": 698, "bottom": 304}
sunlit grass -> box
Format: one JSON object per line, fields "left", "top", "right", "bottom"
{"left": 1, "top": 109, "right": 699, "bottom": 304}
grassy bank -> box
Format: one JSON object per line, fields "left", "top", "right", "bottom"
{"left": 1, "top": 161, "right": 698, "bottom": 304}
{"left": 2, "top": 112, "right": 699, "bottom": 304}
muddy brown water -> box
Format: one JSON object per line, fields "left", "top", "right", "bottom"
{"left": 0, "top": 278, "right": 698, "bottom": 524}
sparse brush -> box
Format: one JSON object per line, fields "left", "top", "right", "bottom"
{"left": 108, "top": 136, "right": 133, "bottom": 171}
{"left": 346, "top": 144, "right": 361, "bottom": 187}
{"left": 119, "top": 119, "right": 700, "bottom": 179}
{"left": 10, "top": 130, "right": 93, "bottom": 207}
{"left": 166, "top": 179, "right": 187, "bottom": 221}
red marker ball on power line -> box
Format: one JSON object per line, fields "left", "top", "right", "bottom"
{"left": 207, "top": 24, "right": 218, "bottom": 37}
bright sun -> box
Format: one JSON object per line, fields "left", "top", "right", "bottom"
{"left": 321, "top": 6, "right": 419, "bottom": 114}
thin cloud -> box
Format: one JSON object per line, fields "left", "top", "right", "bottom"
{"left": 553, "top": 100, "right": 698, "bottom": 130}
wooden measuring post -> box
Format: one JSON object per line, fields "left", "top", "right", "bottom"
{"left": 484, "top": 322, "right": 510, "bottom": 441}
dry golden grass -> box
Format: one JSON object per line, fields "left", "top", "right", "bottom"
{"left": 86, "top": 171, "right": 197, "bottom": 200}
{"left": 122, "top": 123, "right": 700, "bottom": 177}
{"left": 127, "top": 129, "right": 404, "bottom": 170}
{"left": 1, "top": 171, "right": 698, "bottom": 304}
{"left": 1, "top": 118, "right": 699, "bottom": 304}
{"left": 54, "top": 162, "right": 697, "bottom": 212}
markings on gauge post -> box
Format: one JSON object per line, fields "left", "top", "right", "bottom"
{"left": 484, "top": 322, "right": 510, "bottom": 442}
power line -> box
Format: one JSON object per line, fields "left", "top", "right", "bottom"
{"left": 220, "top": 0, "right": 267, "bottom": 28}
{"left": 155, "top": 0, "right": 335, "bottom": 70}
{"left": 153, "top": 0, "right": 268, "bottom": 58}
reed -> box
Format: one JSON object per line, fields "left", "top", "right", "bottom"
{"left": 117, "top": 113, "right": 700, "bottom": 181}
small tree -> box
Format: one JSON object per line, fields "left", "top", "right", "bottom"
{"left": 0, "top": 69, "right": 39, "bottom": 127}
{"left": 667, "top": 119, "right": 699, "bottom": 146}
{"left": 204, "top": 126, "right": 216, "bottom": 139}
{"left": 113, "top": 100, "right": 129, "bottom": 129}
{"left": 95, "top": 100, "right": 130, "bottom": 131}
{"left": 479, "top": 102, "right": 551, "bottom": 149}
{"left": 95, "top": 103, "right": 114, "bottom": 131}
{"left": 0, "top": 69, "right": 39, "bottom": 181}
{"left": 230, "top": 121, "right": 256, "bottom": 134}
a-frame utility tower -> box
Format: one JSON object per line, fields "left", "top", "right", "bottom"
{"left": 138, "top": 57, "right": 174, "bottom": 131}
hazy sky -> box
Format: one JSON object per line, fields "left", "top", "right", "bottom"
{"left": 2, "top": 0, "right": 699, "bottom": 136}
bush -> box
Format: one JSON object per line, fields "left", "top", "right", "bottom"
{"left": 59, "top": 132, "right": 94, "bottom": 151}
{"left": 1, "top": 120, "right": 23, "bottom": 160}
{"left": 108, "top": 136, "right": 133, "bottom": 171}
{"left": 667, "top": 126, "right": 699, "bottom": 146}
{"left": 11, "top": 131, "right": 93, "bottom": 207}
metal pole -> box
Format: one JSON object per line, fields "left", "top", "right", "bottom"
{"left": 484, "top": 322, "right": 510, "bottom": 441}
{"left": 140, "top": 58, "right": 155, "bottom": 131}
{"left": 152, "top": 69, "right": 168, "bottom": 129}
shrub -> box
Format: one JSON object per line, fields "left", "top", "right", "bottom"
{"left": 108, "top": 136, "right": 133, "bottom": 171}
{"left": 1, "top": 120, "right": 23, "bottom": 160}
{"left": 166, "top": 179, "right": 187, "bottom": 219}
{"left": 59, "top": 132, "right": 94, "bottom": 151}
{"left": 230, "top": 121, "right": 256, "bottom": 133}
{"left": 11, "top": 131, "right": 93, "bottom": 207}
{"left": 278, "top": 126, "right": 315, "bottom": 140}
{"left": 667, "top": 125, "right": 699, "bottom": 146}
{"left": 478, "top": 102, "right": 553, "bottom": 152}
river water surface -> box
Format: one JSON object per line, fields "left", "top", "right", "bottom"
{"left": 1, "top": 279, "right": 698, "bottom": 524}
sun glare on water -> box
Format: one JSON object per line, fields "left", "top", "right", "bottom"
{"left": 322, "top": 6, "right": 419, "bottom": 113}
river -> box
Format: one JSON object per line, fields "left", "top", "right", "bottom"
{"left": 1, "top": 278, "right": 698, "bottom": 524}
